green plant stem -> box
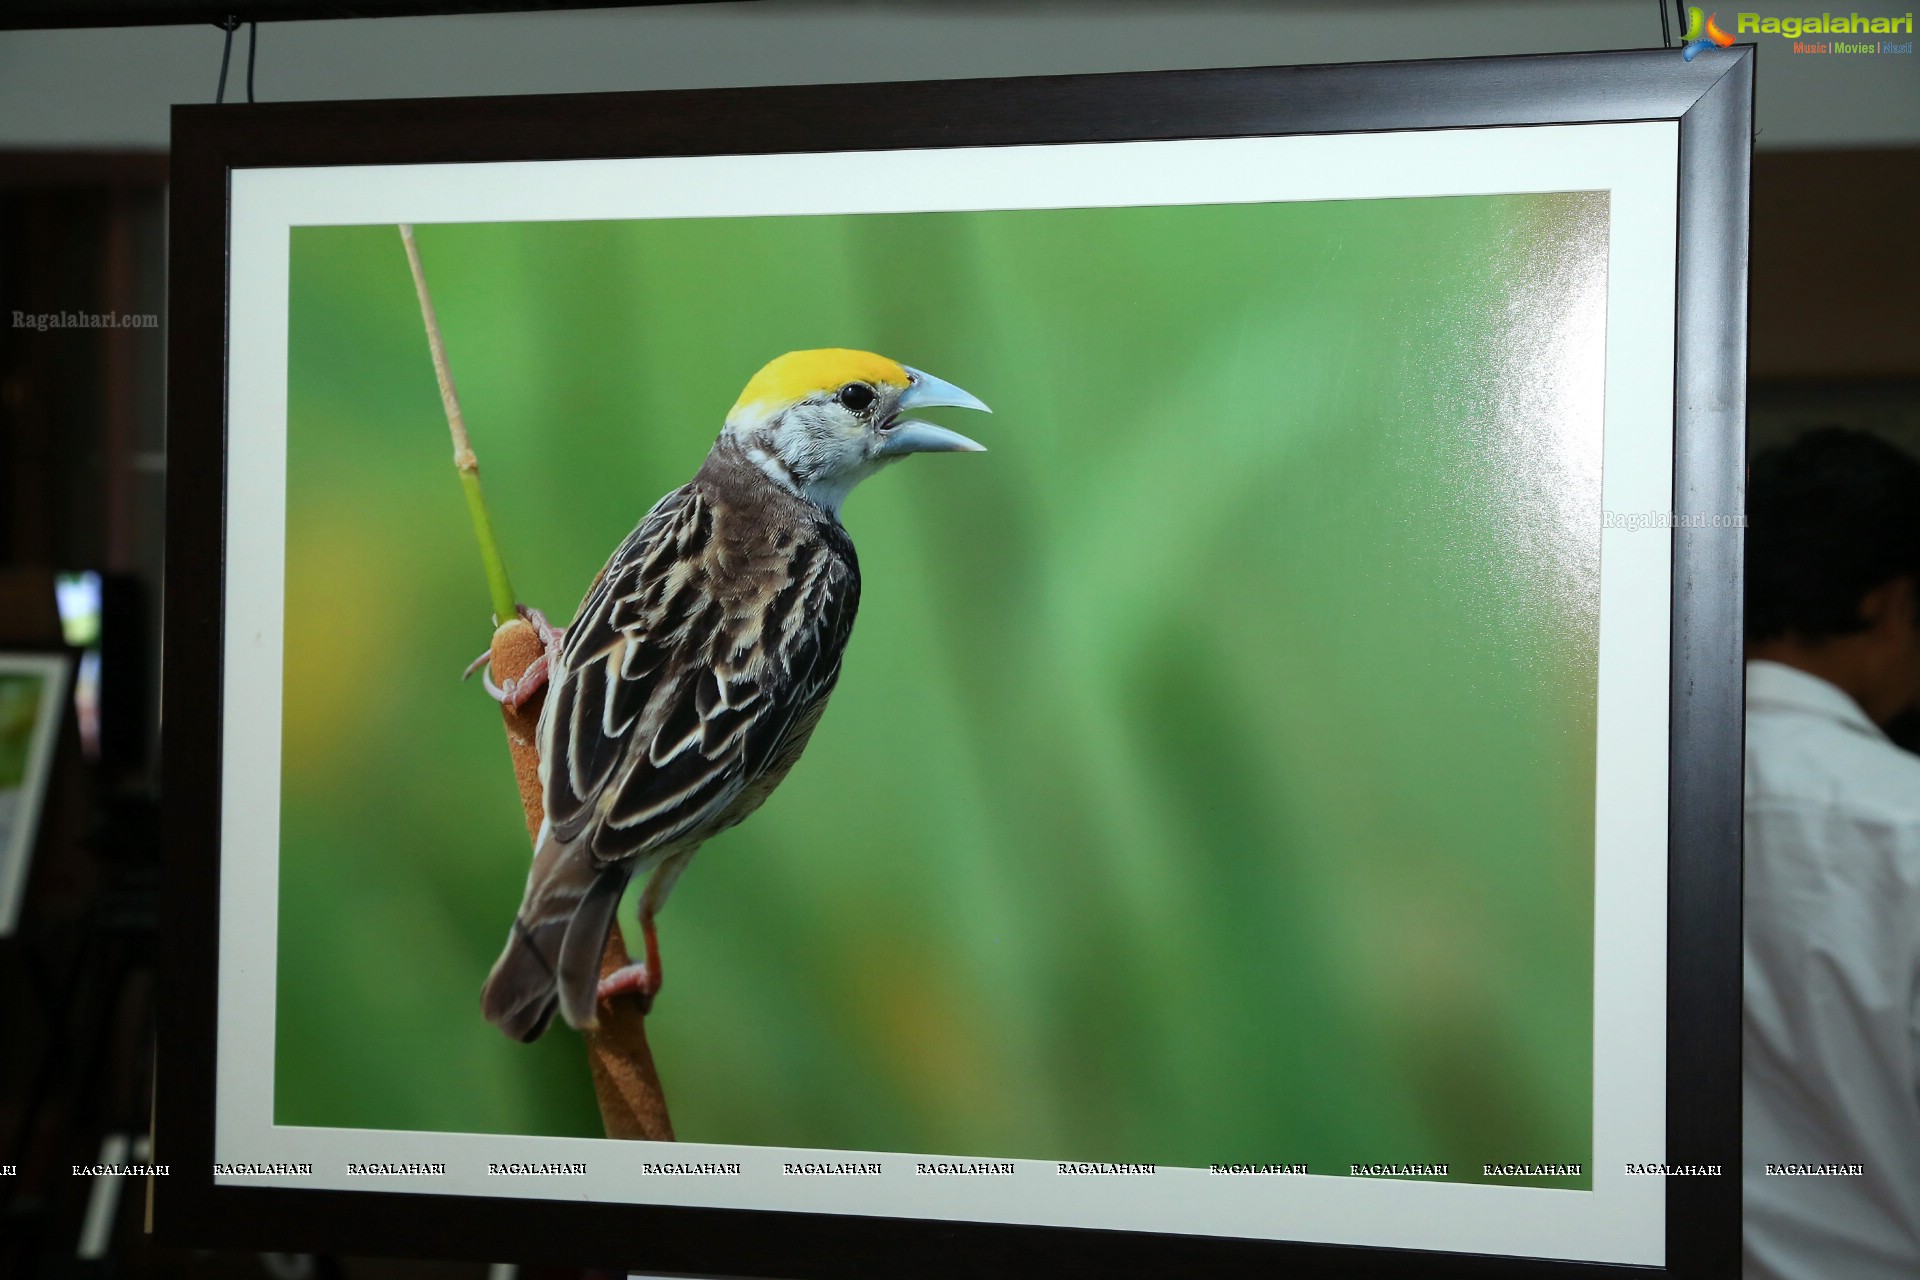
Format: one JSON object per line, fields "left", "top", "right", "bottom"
{"left": 399, "top": 222, "right": 518, "bottom": 625}
{"left": 459, "top": 468, "right": 516, "bottom": 626}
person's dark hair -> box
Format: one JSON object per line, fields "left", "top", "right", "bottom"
{"left": 1747, "top": 427, "right": 1920, "bottom": 642}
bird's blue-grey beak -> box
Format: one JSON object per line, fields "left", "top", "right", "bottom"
{"left": 877, "top": 367, "right": 991, "bottom": 457}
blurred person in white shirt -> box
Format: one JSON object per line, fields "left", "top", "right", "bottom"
{"left": 1744, "top": 427, "right": 1920, "bottom": 1280}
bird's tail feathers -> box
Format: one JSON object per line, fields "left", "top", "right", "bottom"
{"left": 556, "top": 865, "right": 627, "bottom": 1032}
{"left": 481, "top": 916, "right": 564, "bottom": 1043}
{"left": 480, "top": 836, "right": 625, "bottom": 1042}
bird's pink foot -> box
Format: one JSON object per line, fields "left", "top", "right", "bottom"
{"left": 596, "top": 911, "right": 663, "bottom": 1015}
{"left": 596, "top": 961, "right": 660, "bottom": 1015}
{"left": 466, "top": 604, "right": 565, "bottom": 709}
{"left": 486, "top": 652, "right": 551, "bottom": 710}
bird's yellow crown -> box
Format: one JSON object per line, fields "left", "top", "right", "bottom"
{"left": 730, "top": 349, "right": 910, "bottom": 418}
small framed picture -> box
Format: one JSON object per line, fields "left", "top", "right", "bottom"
{"left": 160, "top": 45, "right": 1752, "bottom": 1277}
{"left": 0, "top": 650, "right": 73, "bottom": 936}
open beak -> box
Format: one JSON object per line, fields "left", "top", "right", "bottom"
{"left": 875, "top": 366, "right": 992, "bottom": 457}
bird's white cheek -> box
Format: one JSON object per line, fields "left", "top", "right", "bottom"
{"left": 772, "top": 418, "right": 808, "bottom": 460}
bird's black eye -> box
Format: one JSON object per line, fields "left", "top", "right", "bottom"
{"left": 837, "top": 382, "right": 876, "bottom": 415}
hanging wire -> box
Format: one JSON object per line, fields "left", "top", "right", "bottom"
{"left": 1659, "top": 0, "right": 1672, "bottom": 46}
{"left": 247, "top": 21, "right": 258, "bottom": 103}
{"left": 213, "top": 15, "right": 238, "bottom": 103}
{"left": 1673, "top": 0, "right": 1689, "bottom": 44}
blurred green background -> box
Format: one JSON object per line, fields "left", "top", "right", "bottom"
{"left": 280, "top": 191, "right": 1606, "bottom": 1187}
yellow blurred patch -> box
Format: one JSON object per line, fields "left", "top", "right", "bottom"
{"left": 846, "top": 930, "right": 1014, "bottom": 1131}
{"left": 729, "top": 349, "right": 909, "bottom": 419}
{"left": 281, "top": 507, "right": 403, "bottom": 782}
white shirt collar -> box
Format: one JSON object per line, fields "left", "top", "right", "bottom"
{"left": 1746, "top": 659, "right": 1887, "bottom": 743}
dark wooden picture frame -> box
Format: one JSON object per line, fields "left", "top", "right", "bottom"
{"left": 159, "top": 47, "right": 1752, "bottom": 1278}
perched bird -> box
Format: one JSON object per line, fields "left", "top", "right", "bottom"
{"left": 480, "top": 349, "right": 991, "bottom": 1042}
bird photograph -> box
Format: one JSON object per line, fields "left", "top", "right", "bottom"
{"left": 479, "top": 350, "right": 992, "bottom": 1043}
{"left": 275, "top": 194, "right": 1604, "bottom": 1184}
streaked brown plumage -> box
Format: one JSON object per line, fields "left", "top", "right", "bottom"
{"left": 482, "top": 349, "right": 990, "bottom": 1041}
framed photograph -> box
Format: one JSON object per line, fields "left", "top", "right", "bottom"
{"left": 160, "top": 46, "right": 1751, "bottom": 1277}
{"left": 0, "top": 650, "right": 72, "bottom": 936}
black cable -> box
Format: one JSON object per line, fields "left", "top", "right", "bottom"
{"left": 246, "top": 21, "right": 257, "bottom": 103}
{"left": 1674, "top": 0, "right": 1689, "bottom": 44}
{"left": 1659, "top": 0, "right": 1671, "bottom": 46}
{"left": 213, "top": 15, "right": 237, "bottom": 104}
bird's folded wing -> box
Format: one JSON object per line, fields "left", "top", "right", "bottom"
{"left": 539, "top": 484, "right": 858, "bottom": 869}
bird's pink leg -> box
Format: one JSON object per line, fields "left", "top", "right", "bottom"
{"left": 597, "top": 910, "right": 662, "bottom": 1015}
{"left": 466, "top": 604, "right": 565, "bottom": 710}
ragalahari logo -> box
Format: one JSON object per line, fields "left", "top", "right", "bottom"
{"left": 1735, "top": 11, "right": 1916, "bottom": 55}
{"left": 1683, "top": 7, "right": 1739, "bottom": 58}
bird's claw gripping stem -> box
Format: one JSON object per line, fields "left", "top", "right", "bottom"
{"left": 466, "top": 604, "right": 565, "bottom": 710}
{"left": 597, "top": 911, "right": 663, "bottom": 1016}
